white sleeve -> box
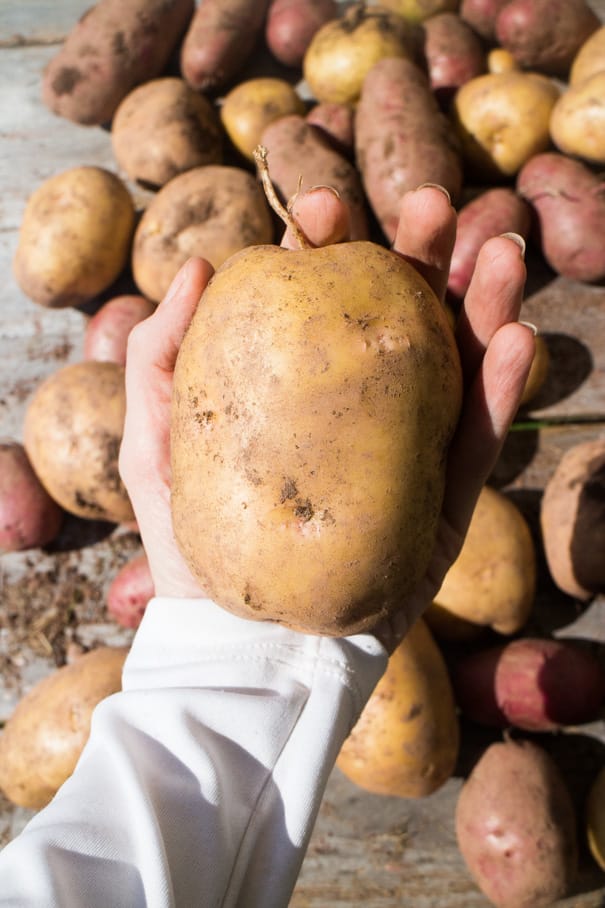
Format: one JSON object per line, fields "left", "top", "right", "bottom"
{"left": 0, "top": 597, "right": 387, "bottom": 908}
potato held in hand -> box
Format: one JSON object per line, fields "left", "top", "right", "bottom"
{"left": 171, "top": 240, "right": 462, "bottom": 635}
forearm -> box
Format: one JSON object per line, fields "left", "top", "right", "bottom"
{"left": 0, "top": 598, "right": 387, "bottom": 908}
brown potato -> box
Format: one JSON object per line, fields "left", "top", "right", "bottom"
{"left": 422, "top": 11, "right": 487, "bottom": 102}
{"left": 456, "top": 739, "right": 578, "bottom": 907}
{"left": 132, "top": 166, "right": 274, "bottom": 302}
{"left": 550, "top": 72, "right": 605, "bottom": 166}
{"left": 0, "top": 441, "right": 63, "bottom": 552}
{"left": 0, "top": 646, "right": 128, "bottom": 808}
{"left": 570, "top": 24, "right": 605, "bottom": 86}
{"left": 42, "top": 0, "right": 195, "bottom": 125}
{"left": 266, "top": 0, "right": 338, "bottom": 68}
{"left": 83, "top": 295, "right": 156, "bottom": 365}
{"left": 23, "top": 361, "right": 134, "bottom": 523}
{"left": 220, "top": 78, "right": 306, "bottom": 161}
{"left": 356, "top": 57, "right": 463, "bottom": 243}
{"left": 427, "top": 485, "right": 536, "bottom": 636}
{"left": 111, "top": 78, "right": 223, "bottom": 188}
{"left": 452, "top": 71, "right": 559, "bottom": 180}
{"left": 540, "top": 437, "right": 605, "bottom": 600}
{"left": 459, "top": 0, "right": 510, "bottom": 42}
{"left": 305, "top": 101, "right": 355, "bottom": 155}
{"left": 337, "top": 618, "right": 460, "bottom": 797}
{"left": 171, "top": 241, "right": 462, "bottom": 636}
{"left": 517, "top": 152, "right": 605, "bottom": 283}
{"left": 13, "top": 166, "right": 135, "bottom": 309}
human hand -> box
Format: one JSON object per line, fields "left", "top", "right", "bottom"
{"left": 119, "top": 185, "right": 534, "bottom": 644}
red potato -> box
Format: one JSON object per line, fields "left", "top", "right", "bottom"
{"left": 451, "top": 637, "right": 605, "bottom": 731}
{"left": 448, "top": 188, "right": 531, "bottom": 298}
{"left": 107, "top": 552, "right": 155, "bottom": 629}
{"left": 306, "top": 102, "right": 355, "bottom": 156}
{"left": 181, "top": 0, "right": 271, "bottom": 92}
{"left": 459, "top": 0, "right": 511, "bottom": 42}
{"left": 422, "top": 12, "right": 487, "bottom": 104}
{"left": 266, "top": 0, "right": 338, "bottom": 68}
{"left": 0, "top": 442, "right": 63, "bottom": 552}
{"left": 355, "top": 57, "right": 463, "bottom": 243}
{"left": 495, "top": 0, "right": 600, "bottom": 77}
{"left": 84, "top": 295, "right": 156, "bottom": 365}
{"left": 42, "top": 0, "right": 195, "bottom": 125}
{"left": 517, "top": 152, "right": 605, "bottom": 284}
{"left": 260, "top": 114, "right": 369, "bottom": 240}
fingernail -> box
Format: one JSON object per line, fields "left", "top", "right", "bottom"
{"left": 416, "top": 183, "right": 451, "bottom": 205}
{"left": 161, "top": 259, "right": 192, "bottom": 306}
{"left": 500, "top": 232, "right": 526, "bottom": 259}
{"left": 308, "top": 184, "right": 341, "bottom": 199}
{"left": 519, "top": 320, "right": 538, "bottom": 336}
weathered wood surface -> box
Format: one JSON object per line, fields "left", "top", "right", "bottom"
{"left": 1, "top": 2, "right": 605, "bottom": 905}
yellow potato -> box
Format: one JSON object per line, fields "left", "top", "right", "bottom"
{"left": 221, "top": 77, "right": 306, "bottom": 161}
{"left": 587, "top": 767, "right": 605, "bottom": 872}
{"left": 337, "top": 618, "right": 460, "bottom": 797}
{"left": 570, "top": 24, "right": 605, "bottom": 85}
{"left": 519, "top": 333, "right": 549, "bottom": 406}
{"left": 379, "top": 0, "right": 458, "bottom": 21}
{"left": 452, "top": 71, "right": 559, "bottom": 180}
{"left": 13, "top": 166, "right": 135, "bottom": 308}
{"left": 550, "top": 72, "right": 605, "bottom": 165}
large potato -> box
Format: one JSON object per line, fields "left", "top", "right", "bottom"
{"left": 111, "top": 78, "right": 223, "bottom": 188}
{"left": 171, "top": 241, "right": 462, "bottom": 636}
{"left": 220, "top": 78, "right": 306, "bottom": 161}
{"left": 570, "top": 24, "right": 605, "bottom": 86}
{"left": 0, "top": 646, "right": 128, "bottom": 808}
{"left": 452, "top": 71, "right": 559, "bottom": 180}
{"left": 550, "top": 72, "right": 605, "bottom": 166}
{"left": 337, "top": 618, "right": 459, "bottom": 797}
{"left": 132, "top": 166, "right": 274, "bottom": 302}
{"left": 456, "top": 739, "right": 578, "bottom": 907}
{"left": 13, "top": 166, "right": 135, "bottom": 309}
{"left": 459, "top": 0, "right": 510, "bottom": 41}
{"left": 426, "top": 485, "right": 536, "bottom": 637}
{"left": 23, "top": 361, "right": 134, "bottom": 523}
{"left": 540, "top": 437, "right": 605, "bottom": 600}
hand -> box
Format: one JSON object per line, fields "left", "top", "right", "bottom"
{"left": 119, "top": 186, "right": 534, "bottom": 648}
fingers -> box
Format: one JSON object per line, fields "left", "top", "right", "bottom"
{"left": 456, "top": 234, "right": 527, "bottom": 384}
{"left": 281, "top": 187, "right": 351, "bottom": 249}
{"left": 392, "top": 185, "right": 457, "bottom": 302}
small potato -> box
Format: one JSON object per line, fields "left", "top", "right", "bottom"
{"left": 456, "top": 739, "right": 578, "bottom": 908}
{"left": 42, "top": 0, "right": 195, "bottom": 125}
{"left": 451, "top": 637, "right": 605, "bottom": 731}
{"left": 306, "top": 101, "right": 355, "bottom": 155}
{"left": 23, "top": 361, "right": 134, "bottom": 523}
{"left": 460, "top": 0, "right": 511, "bottom": 42}
{"left": 452, "top": 71, "right": 559, "bottom": 180}
{"left": 303, "top": 3, "right": 422, "bottom": 104}
{"left": 448, "top": 187, "right": 531, "bottom": 298}
{"left": 0, "top": 646, "right": 128, "bottom": 808}
{"left": 517, "top": 152, "right": 605, "bottom": 283}
{"left": 0, "top": 441, "right": 63, "bottom": 552}
{"left": 587, "top": 767, "right": 605, "bottom": 872}
{"left": 422, "top": 12, "right": 487, "bottom": 103}
{"left": 108, "top": 552, "right": 155, "bottom": 629}
{"left": 220, "top": 78, "right": 306, "bottom": 161}
{"left": 379, "top": 0, "right": 459, "bottom": 22}
{"left": 13, "top": 166, "right": 135, "bottom": 309}
{"left": 570, "top": 24, "right": 605, "bottom": 86}
{"left": 84, "top": 295, "right": 156, "bottom": 365}
{"left": 337, "top": 618, "right": 459, "bottom": 797}
{"left": 540, "top": 437, "right": 605, "bottom": 600}
{"left": 495, "top": 0, "right": 600, "bottom": 77}
{"left": 132, "top": 166, "right": 274, "bottom": 302}
{"left": 519, "top": 333, "right": 549, "bottom": 405}
{"left": 112, "top": 78, "right": 223, "bottom": 188}
{"left": 266, "top": 0, "right": 338, "bottom": 68}
{"left": 550, "top": 72, "right": 605, "bottom": 166}
{"left": 487, "top": 48, "right": 519, "bottom": 74}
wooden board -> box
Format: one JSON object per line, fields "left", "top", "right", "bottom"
{"left": 1, "top": 3, "right": 605, "bottom": 905}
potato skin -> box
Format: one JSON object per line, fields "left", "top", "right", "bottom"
{"left": 456, "top": 739, "right": 578, "bottom": 908}
{"left": 132, "top": 165, "right": 274, "bottom": 302}
{"left": 380, "top": 0, "right": 459, "bottom": 21}
{"left": 587, "top": 767, "right": 605, "bottom": 872}
{"left": 220, "top": 78, "right": 306, "bottom": 161}
{"left": 570, "top": 24, "right": 605, "bottom": 86}
{"left": 451, "top": 637, "right": 605, "bottom": 730}
{"left": 0, "top": 646, "right": 128, "bottom": 808}
{"left": 23, "top": 361, "right": 134, "bottom": 523}
{"left": 266, "top": 0, "right": 338, "bottom": 67}
{"left": 13, "top": 166, "right": 135, "bottom": 309}
{"left": 540, "top": 438, "right": 605, "bottom": 600}
{"left": 42, "top": 0, "right": 195, "bottom": 125}
{"left": 260, "top": 115, "right": 369, "bottom": 240}
{"left": 0, "top": 442, "right": 63, "bottom": 552}
{"left": 112, "top": 78, "right": 223, "bottom": 188}
{"left": 517, "top": 152, "right": 605, "bottom": 283}
{"left": 337, "top": 618, "right": 459, "bottom": 797}
{"left": 495, "top": 0, "right": 600, "bottom": 77}
{"left": 550, "top": 72, "right": 605, "bottom": 166}
{"left": 448, "top": 188, "right": 531, "bottom": 298}
{"left": 306, "top": 101, "right": 355, "bottom": 155}
{"left": 84, "top": 295, "right": 156, "bottom": 365}
{"left": 107, "top": 552, "right": 155, "bottom": 629}
{"left": 171, "top": 242, "right": 462, "bottom": 636}
{"left": 422, "top": 11, "right": 487, "bottom": 103}
{"left": 356, "top": 57, "right": 463, "bottom": 243}
{"left": 459, "top": 0, "right": 510, "bottom": 42}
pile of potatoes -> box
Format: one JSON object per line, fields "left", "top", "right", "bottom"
{"left": 3, "top": 0, "right": 605, "bottom": 903}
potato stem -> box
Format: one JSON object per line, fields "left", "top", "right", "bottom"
{"left": 253, "top": 145, "right": 312, "bottom": 250}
